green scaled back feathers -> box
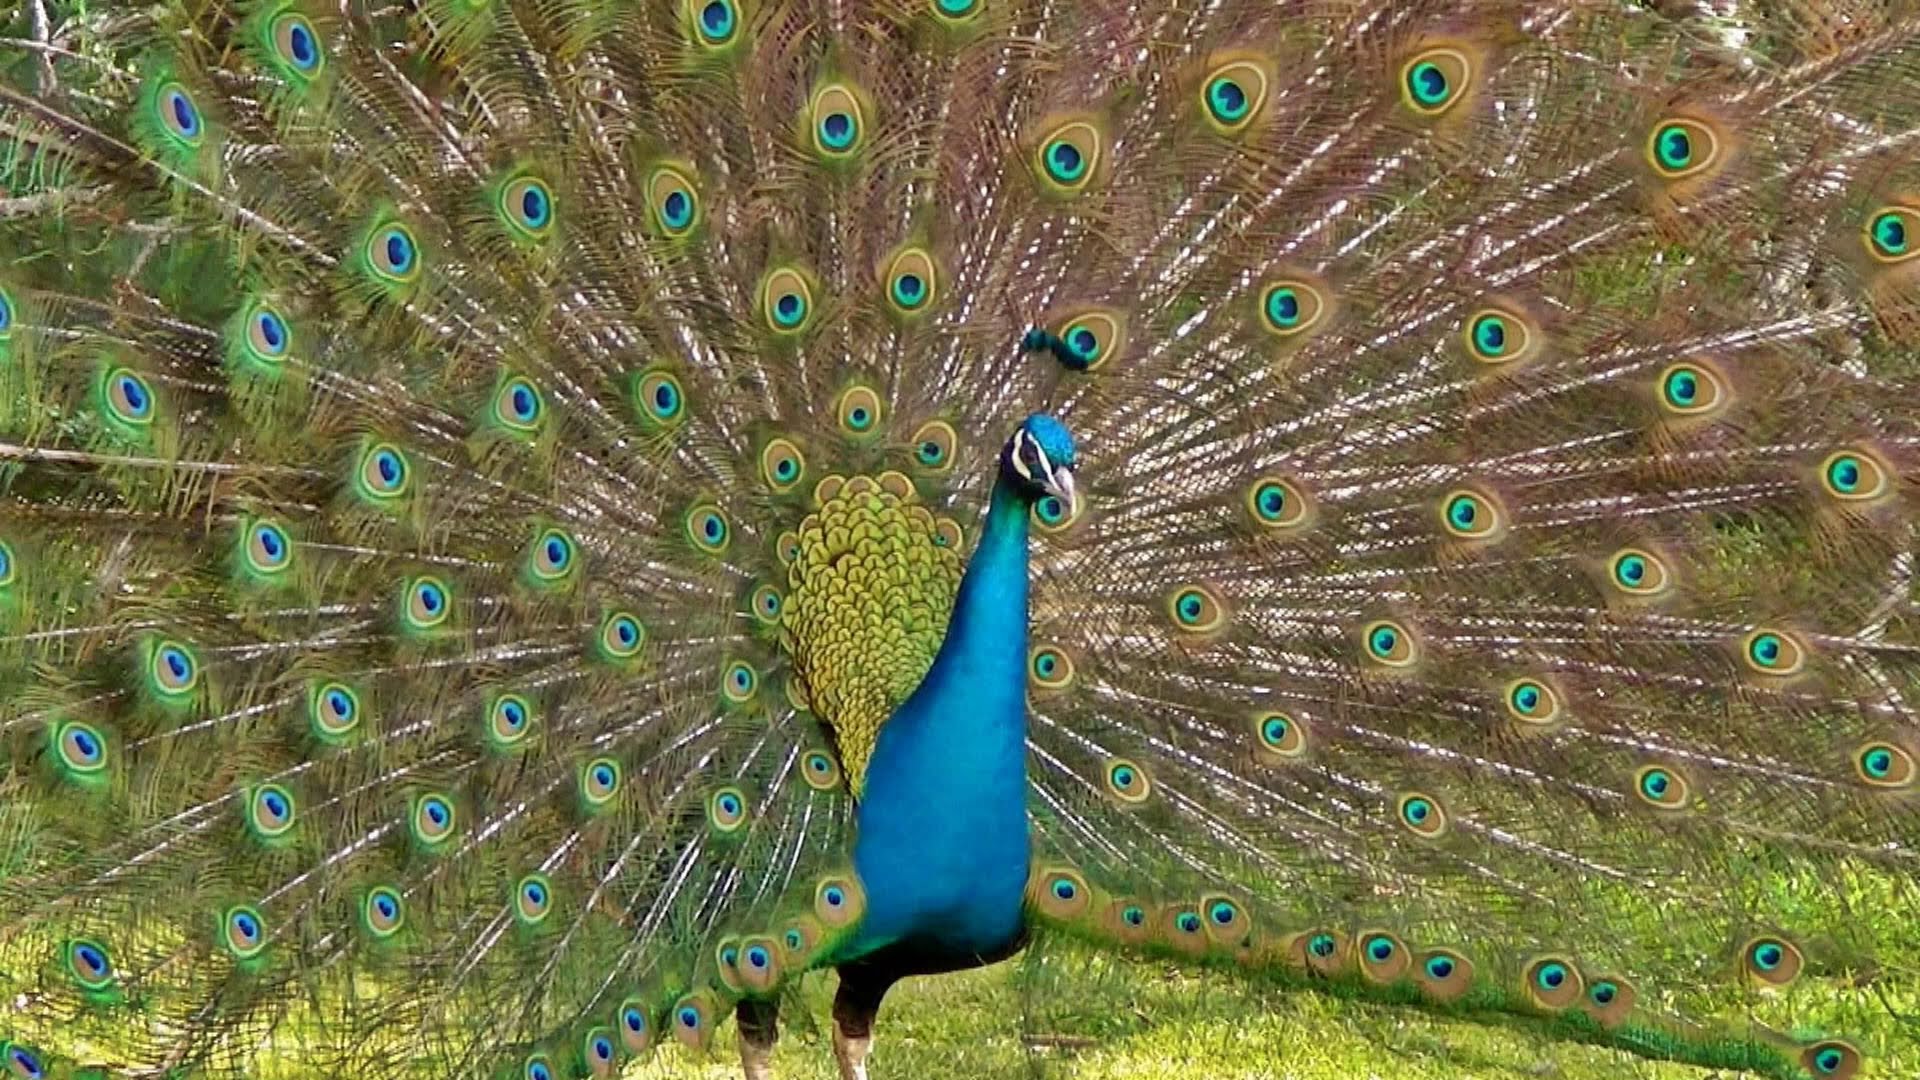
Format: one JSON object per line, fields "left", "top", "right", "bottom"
{"left": 0, "top": 1, "right": 1917, "bottom": 1079}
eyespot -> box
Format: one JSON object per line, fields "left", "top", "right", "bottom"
{"left": 361, "top": 885, "right": 405, "bottom": 938}
{"left": 65, "top": 938, "right": 115, "bottom": 991}
{"left": 0, "top": 539, "right": 13, "bottom": 588}
{"left": 246, "top": 783, "right": 298, "bottom": 841}
{"left": 1050, "top": 310, "right": 1125, "bottom": 371}
{"left": 527, "top": 527, "right": 578, "bottom": 585}
{"left": 1245, "top": 476, "right": 1313, "bottom": 531}
{"left": 646, "top": 161, "right": 702, "bottom": 236}
{"left": 1200, "top": 57, "right": 1271, "bottom": 135}
{"left": 488, "top": 693, "right": 536, "bottom": 749}
{"left": 1855, "top": 741, "right": 1916, "bottom": 789}
{"left": 1200, "top": 895, "right": 1250, "bottom": 946}
{"left": 1646, "top": 117, "right": 1721, "bottom": 181}
{"left": 522, "top": 1054, "right": 555, "bottom": 1080}
{"left": 1258, "top": 278, "right": 1331, "bottom": 341}
{"left": 1031, "top": 116, "right": 1104, "bottom": 196}
{"left": 1802, "top": 1041, "right": 1861, "bottom": 1080}
{"left": 1400, "top": 47, "right": 1471, "bottom": 117}
{"left": 309, "top": 681, "right": 362, "bottom": 742}
{"left": 1031, "top": 491, "right": 1082, "bottom": 533}
{"left": 934, "top": 517, "right": 965, "bottom": 550}
{"left": 708, "top": 786, "right": 749, "bottom": 832}
{"left": 53, "top": 719, "right": 108, "bottom": 778}
{"left": 736, "top": 937, "right": 781, "bottom": 995}
{"left": 1253, "top": 711, "right": 1308, "bottom": 760}
{"left": 582, "top": 1027, "right": 619, "bottom": 1078}
{"left": 1168, "top": 584, "right": 1227, "bottom": 634}
{"left": 836, "top": 385, "right": 882, "bottom": 436}
{"left": 1031, "top": 866, "right": 1092, "bottom": 920}
{"left": 1438, "top": 488, "right": 1505, "bottom": 542}
{"left": 1656, "top": 361, "right": 1727, "bottom": 418}
{"left": 101, "top": 367, "right": 155, "bottom": 428}
{"left": 1414, "top": 948, "right": 1475, "bottom": 1002}
{"left": 1580, "top": 974, "right": 1636, "bottom": 1028}
{"left": 148, "top": 639, "right": 200, "bottom": 698}
{"left": 401, "top": 575, "right": 451, "bottom": 631}
{"left": 243, "top": 302, "right": 292, "bottom": 366}
{"left": 1524, "top": 956, "right": 1583, "bottom": 1010}
{"left": 886, "top": 248, "right": 939, "bottom": 315}
{"left": 633, "top": 367, "right": 686, "bottom": 429}
{"left": 497, "top": 174, "right": 555, "bottom": 240}
{"left": 269, "top": 12, "right": 324, "bottom": 76}
{"left": 0, "top": 287, "right": 12, "bottom": 340}
{"left": 595, "top": 611, "right": 644, "bottom": 663}
{"left": 813, "top": 875, "right": 865, "bottom": 927}
{"left": 1462, "top": 307, "right": 1536, "bottom": 366}
{"left": 4, "top": 1040, "right": 45, "bottom": 1079}
{"left": 1362, "top": 619, "right": 1419, "bottom": 668}
{"left": 776, "top": 530, "right": 801, "bottom": 565}
{"left": 762, "top": 268, "right": 816, "bottom": 334}
{"left": 779, "top": 917, "right": 822, "bottom": 967}
{"left": 513, "top": 873, "right": 553, "bottom": 926}
{"left": 1296, "top": 929, "right": 1348, "bottom": 976}
{"left": 910, "top": 419, "right": 957, "bottom": 473}
{"left": 494, "top": 375, "right": 545, "bottom": 433}
{"left": 800, "top": 749, "right": 841, "bottom": 791}
{"left": 1028, "top": 645, "right": 1075, "bottom": 691}
{"left": 573, "top": 756, "right": 623, "bottom": 811}
{"left": 1163, "top": 905, "right": 1208, "bottom": 955}
{"left": 749, "top": 583, "right": 784, "bottom": 627}
{"left": 357, "top": 442, "right": 411, "bottom": 501}
{"left": 1741, "top": 628, "right": 1807, "bottom": 677}
{"left": 1396, "top": 792, "right": 1448, "bottom": 837}
{"left": 721, "top": 660, "right": 759, "bottom": 705}
{"left": 156, "top": 82, "right": 206, "bottom": 146}
{"left": 1357, "top": 931, "right": 1410, "bottom": 983}
{"left": 1103, "top": 758, "right": 1152, "bottom": 804}
{"left": 242, "top": 517, "right": 293, "bottom": 577}
{"left": 810, "top": 84, "right": 867, "bottom": 158}
{"left": 1632, "top": 764, "right": 1690, "bottom": 810}
{"left": 1742, "top": 935, "right": 1804, "bottom": 987}
{"left": 685, "top": 504, "right": 730, "bottom": 555}
{"left": 1819, "top": 448, "right": 1892, "bottom": 503}
{"left": 1865, "top": 205, "right": 1920, "bottom": 263}
{"left": 688, "top": 0, "right": 738, "bottom": 48}
{"left": 1607, "top": 547, "right": 1672, "bottom": 598}
{"left": 1103, "top": 899, "right": 1153, "bottom": 944}
{"left": 411, "top": 792, "right": 457, "bottom": 847}
{"left": 619, "top": 998, "right": 653, "bottom": 1054}
{"left": 671, "top": 994, "right": 712, "bottom": 1051}
{"left": 222, "top": 904, "right": 268, "bottom": 960}
{"left": 367, "top": 222, "right": 421, "bottom": 283}
{"left": 1503, "top": 678, "right": 1563, "bottom": 728}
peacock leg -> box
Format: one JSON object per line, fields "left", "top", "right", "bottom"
{"left": 829, "top": 966, "right": 896, "bottom": 1080}
{"left": 736, "top": 999, "right": 779, "bottom": 1080}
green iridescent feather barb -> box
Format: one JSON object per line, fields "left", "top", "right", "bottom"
{"left": 0, "top": 1, "right": 1916, "bottom": 1078}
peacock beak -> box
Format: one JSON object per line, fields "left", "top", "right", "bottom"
{"left": 1044, "top": 467, "right": 1077, "bottom": 520}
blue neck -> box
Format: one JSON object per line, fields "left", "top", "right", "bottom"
{"left": 936, "top": 473, "right": 1031, "bottom": 684}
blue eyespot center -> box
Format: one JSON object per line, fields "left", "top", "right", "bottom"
{"left": 1408, "top": 62, "right": 1448, "bottom": 106}
{"left": 663, "top": 190, "right": 692, "bottom": 227}
{"left": 1538, "top": 962, "right": 1567, "bottom": 989}
{"left": 288, "top": 24, "right": 317, "bottom": 68}
{"left": 1426, "top": 956, "right": 1454, "bottom": 978}
{"left": 1309, "top": 933, "right": 1335, "bottom": 957}
{"left": 167, "top": 89, "right": 202, "bottom": 136}
{"left": 700, "top": 0, "right": 733, "bottom": 37}
{"left": 1046, "top": 141, "right": 1084, "bottom": 181}
{"left": 1874, "top": 211, "right": 1908, "bottom": 255}
{"left": 1657, "top": 125, "right": 1692, "bottom": 169}
{"left": 1208, "top": 77, "right": 1248, "bottom": 121}
{"left": 821, "top": 111, "right": 856, "bottom": 149}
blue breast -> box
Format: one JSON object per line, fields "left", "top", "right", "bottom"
{"left": 842, "top": 478, "right": 1033, "bottom": 962}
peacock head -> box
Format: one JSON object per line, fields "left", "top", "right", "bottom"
{"left": 1004, "top": 414, "right": 1077, "bottom": 516}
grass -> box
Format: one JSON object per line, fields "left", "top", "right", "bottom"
{"left": 626, "top": 938, "right": 1916, "bottom": 1080}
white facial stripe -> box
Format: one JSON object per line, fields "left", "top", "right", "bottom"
{"left": 1010, "top": 430, "right": 1036, "bottom": 481}
{"left": 1031, "top": 439, "right": 1055, "bottom": 485}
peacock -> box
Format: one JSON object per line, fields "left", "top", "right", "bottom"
{"left": 2, "top": 0, "right": 1918, "bottom": 1078}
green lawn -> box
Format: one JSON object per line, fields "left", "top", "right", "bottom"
{"left": 628, "top": 940, "right": 1916, "bottom": 1080}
